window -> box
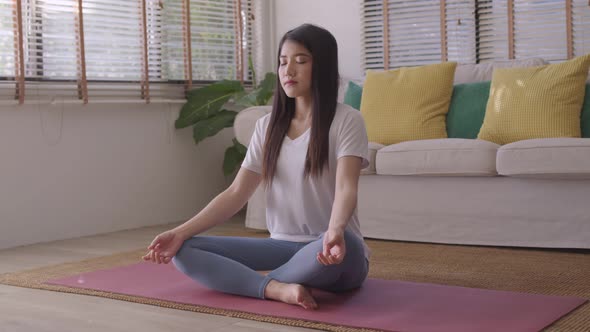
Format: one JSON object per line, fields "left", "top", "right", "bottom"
{"left": 573, "top": 0, "right": 590, "bottom": 56}
{"left": 0, "top": 0, "right": 259, "bottom": 103}
{"left": 479, "top": 0, "right": 568, "bottom": 62}
{"left": 162, "top": 0, "right": 252, "bottom": 82}
{"left": 477, "top": 0, "right": 509, "bottom": 62}
{"left": 362, "top": 0, "right": 590, "bottom": 71}
{"left": 513, "top": 0, "right": 567, "bottom": 61}
{"left": 361, "top": 0, "right": 385, "bottom": 71}
{"left": 0, "top": 0, "right": 17, "bottom": 100}
{"left": 389, "top": 0, "right": 442, "bottom": 68}
{"left": 446, "top": 0, "right": 476, "bottom": 63}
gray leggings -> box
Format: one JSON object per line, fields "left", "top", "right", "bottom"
{"left": 172, "top": 230, "right": 369, "bottom": 299}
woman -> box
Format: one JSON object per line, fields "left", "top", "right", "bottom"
{"left": 143, "top": 23, "right": 370, "bottom": 310}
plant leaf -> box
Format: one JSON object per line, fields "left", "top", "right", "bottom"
{"left": 176, "top": 80, "right": 243, "bottom": 129}
{"left": 233, "top": 90, "right": 258, "bottom": 108}
{"left": 231, "top": 72, "right": 277, "bottom": 108}
{"left": 192, "top": 110, "right": 237, "bottom": 145}
{"left": 223, "top": 139, "right": 248, "bottom": 176}
{"left": 256, "top": 72, "right": 277, "bottom": 105}
{"left": 223, "top": 146, "right": 242, "bottom": 176}
{"left": 232, "top": 138, "right": 248, "bottom": 155}
{"left": 248, "top": 56, "right": 256, "bottom": 89}
{"left": 258, "top": 72, "right": 276, "bottom": 91}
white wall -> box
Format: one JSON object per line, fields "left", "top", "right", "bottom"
{"left": 0, "top": 102, "right": 232, "bottom": 249}
{"left": 272, "top": 0, "right": 363, "bottom": 80}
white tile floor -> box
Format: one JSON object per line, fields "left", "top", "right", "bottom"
{"left": 0, "top": 214, "right": 318, "bottom": 332}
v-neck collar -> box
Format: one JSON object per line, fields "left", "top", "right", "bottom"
{"left": 285, "top": 127, "right": 311, "bottom": 144}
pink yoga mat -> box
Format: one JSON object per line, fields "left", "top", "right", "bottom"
{"left": 46, "top": 262, "right": 585, "bottom": 332}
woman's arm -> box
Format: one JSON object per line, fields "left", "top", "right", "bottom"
{"left": 143, "top": 167, "right": 262, "bottom": 264}
{"left": 172, "top": 167, "right": 262, "bottom": 240}
{"left": 318, "top": 155, "right": 363, "bottom": 265}
{"left": 329, "top": 156, "right": 363, "bottom": 231}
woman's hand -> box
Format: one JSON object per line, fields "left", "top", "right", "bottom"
{"left": 317, "top": 228, "right": 346, "bottom": 265}
{"left": 142, "top": 230, "right": 185, "bottom": 264}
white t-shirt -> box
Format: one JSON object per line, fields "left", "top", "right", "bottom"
{"left": 241, "top": 103, "right": 370, "bottom": 258}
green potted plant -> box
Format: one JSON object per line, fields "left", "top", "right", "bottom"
{"left": 175, "top": 63, "right": 276, "bottom": 176}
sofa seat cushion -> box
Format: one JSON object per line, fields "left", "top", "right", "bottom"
{"left": 497, "top": 138, "right": 590, "bottom": 179}
{"left": 376, "top": 139, "right": 500, "bottom": 176}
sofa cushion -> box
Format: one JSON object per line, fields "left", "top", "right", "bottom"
{"left": 478, "top": 54, "right": 590, "bottom": 145}
{"left": 361, "top": 142, "right": 384, "bottom": 175}
{"left": 376, "top": 139, "right": 500, "bottom": 176}
{"left": 582, "top": 84, "right": 590, "bottom": 138}
{"left": 338, "top": 77, "right": 363, "bottom": 103}
{"left": 334, "top": 81, "right": 590, "bottom": 139}
{"left": 447, "top": 81, "right": 491, "bottom": 139}
{"left": 343, "top": 81, "right": 363, "bottom": 110}
{"left": 454, "top": 58, "right": 547, "bottom": 84}
{"left": 360, "top": 62, "right": 457, "bottom": 146}
{"left": 497, "top": 138, "right": 590, "bottom": 179}
{"left": 234, "top": 106, "right": 271, "bottom": 146}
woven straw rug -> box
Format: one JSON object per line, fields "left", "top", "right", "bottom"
{"left": 0, "top": 228, "right": 588, "bottom": 331}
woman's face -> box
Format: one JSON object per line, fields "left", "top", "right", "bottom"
{"left": 278, "top": 40, "right": 313, "bottom": 99}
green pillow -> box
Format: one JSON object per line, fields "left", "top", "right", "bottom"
{"left": 581, "top": 84, "right": 590, "bottom": 138}
{"left": 446, "top": 81, "right": 491, "bottom": 139}
{"left": 343, "top": 81, "right": 363, "bottom": 110}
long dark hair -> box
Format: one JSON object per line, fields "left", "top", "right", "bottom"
{"left": 262, "top": 24, "right": 339, "bottom": 186}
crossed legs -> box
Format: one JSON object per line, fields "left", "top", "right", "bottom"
{"left": 172, "top": 231, "right": 368, "bottom": 308}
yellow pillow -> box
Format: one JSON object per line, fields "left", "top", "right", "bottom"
{"left": 360, "top": 62, "right": 457, "bottom": 145}
{"left": 478, "top": 54, "right": 590, "bottom": 145}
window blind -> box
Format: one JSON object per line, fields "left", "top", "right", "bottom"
{"left": 191, "top": 0, "right": 236, "bottom": 80}
{"left": 83, "top": 1, "right": 143, "bottom": 81}
{"left": 161, "top": 0, "right": 185, "bottom": 81}
{"left": 83, "top": 0, "right": 145, "bottom": 101}
{"left": 191, "top": 0, "right": 251, "bottom": 81}
{"left": 362, "top": 0, "right": 587, "bottom": 71}
{"left": 0, "top": 0, "right": 18, "bottom": 101}
{"left": 22, "top": 0, "right": 86, "bottom": 102}
{"left": 0, "top": 0, "right": 257, "bottom": 104}
{"left": 0, "top": 0, "right": 81, "bottom": 103}
{"left": 388, "top": 0, "right": 442, "bottom": 67}
{"left": 361, "top": 0, "right": 385, "bottom": 72}
{"left": 573, "top": 0, "right": 590, "bottom": 57}
{"left": 446, "top": 0, "right": 476, "bottom": 63}
{"left": 33, "top": 0, "right": 79, "bottom": 80}
{"left": 474, "top": 0, "right": 509, "bottom": 62}
{"left": 361, "top": 0, "right": 476, "bottom": 71}
{"left": 514, "top": 0, "right": 567, "bottom": 62}
{"left": 162, "top": 0, "right": 251, "bottom": 82}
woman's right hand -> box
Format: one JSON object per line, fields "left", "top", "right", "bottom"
{"left": 141, "top": 230, "right": 185, "bottom": 264}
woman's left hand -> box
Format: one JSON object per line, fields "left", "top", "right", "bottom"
{"left": 317, "top": 228, "right": 346, "bottom": 265}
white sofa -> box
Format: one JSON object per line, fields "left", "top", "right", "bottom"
{"left": 233, "top": 59, "right": 590, "bottom": 249}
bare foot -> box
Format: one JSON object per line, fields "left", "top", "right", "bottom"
{"left": 264, "top": 280, "right": 318, "bottom": 310}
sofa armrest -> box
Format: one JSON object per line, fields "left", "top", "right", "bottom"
{"left": 361, "top": 142, "right": 385, "bottom": 175}
{"left": 234, "top": 106, "right": 272, "bottom": 146}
